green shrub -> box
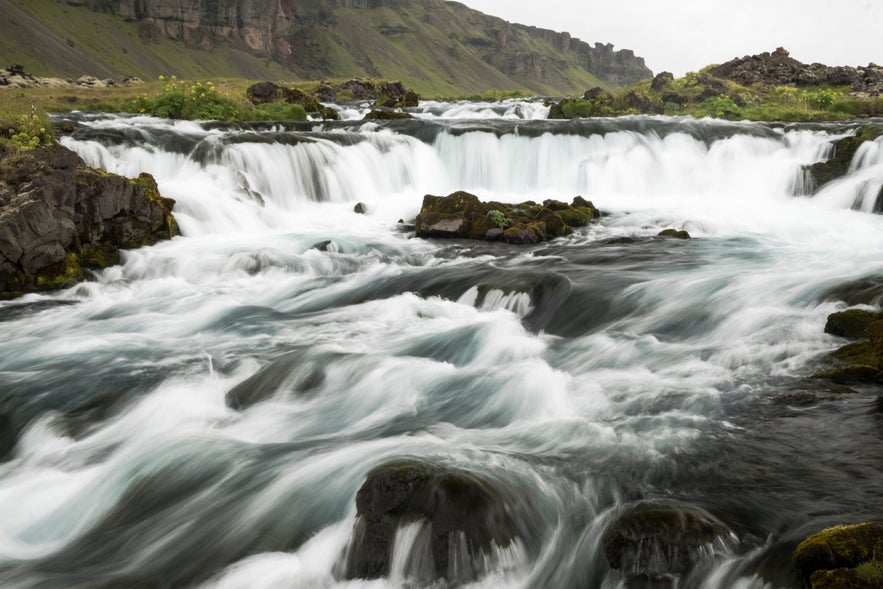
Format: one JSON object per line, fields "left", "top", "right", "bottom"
{"left": 561, "top": 99, "right": 595, "bottom": 119}
{"left": 128, "top": 76, "right": 240, "bottom": 121}
{"left": 488, "top": 209, "right": 511, "bottom": 229}
{"left": 701, "top": 95, "right": 743, "bottom": 120}
{"left": 8, "top": 114, "right": 54, "bottom": 150}
{"left": 251, "top": 101, "right": 308, "bottom": 121}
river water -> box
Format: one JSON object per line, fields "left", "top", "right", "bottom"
{"left": 0, "top": 101, "right": 881, "bottom": 588}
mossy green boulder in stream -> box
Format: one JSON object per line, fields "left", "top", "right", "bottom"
{"left": 792, "top": 522, "right": 883, "bottom": 588}
{"left": 0, "top": 144, "right": 179, "bottom": 298}
{"left": 817, "top": 307, "right": 883, "bottom": 383}
{"left": 415, "top": 191, "right": 598, "bottom": 244}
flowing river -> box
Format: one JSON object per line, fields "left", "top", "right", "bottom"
{"left": 0, "top": 101, "right": 881, "bottom": 588}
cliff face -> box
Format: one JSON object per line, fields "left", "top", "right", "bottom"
{"left": 58, "top": 0, "right": 650, "bottom": 90}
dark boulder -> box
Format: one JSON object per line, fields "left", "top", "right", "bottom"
{"left": 792, "top": 522, "right": 883, "bottom": 587}
{"left": 415, "top": 191, "right": 597, "bottom": 244}
{"left": 650, "top": 71, "right": 674, "bottom": 92}
{"left": 377, "top": 81, "right": 406, "bottom": 107}
{"left": 0, "top": 145, "right": 179, "bottom": 298}
{"left": 225, "top": 349, "right": 329, "bottom": 410}
{"left": 602, "top": 500, "right": 737, "bottom": 585}
{"left": 363, "top": 110, "right": 414, "bottom": 120}
{"left": 335, "top": 79, "right": 378, "bottom": 101}
{"left": 341, "top": 461, "right": 529, "bottom": 584}
{"left": 314, "top": 84, "right": 337, "bottom": 103}
{"left": 621, "top": 90, "right": 663, "bottom": 114}
{"left": 246, "top": 82, "right": 320, "bottom": 112}
{"left": 824, "top": 308, "right": 881, "bottom": 339}
{"left": 402, "top": 91, "right": 420, "bottom": 108}
{"left": 353, "top": 202, "right": 367, "bottom": 214}
{"left": 657, "top": 229, "right": 691, "bottom": 239}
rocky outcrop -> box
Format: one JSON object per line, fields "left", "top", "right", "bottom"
{"left": 341, "top": 460, "right": 530, "bottom": 584}
{"left": 415, "top": 192, "right": 598, "bottom": 244}
{"left": 792, "top": 522, "right": 883, "bottom": 588}
{"left": 804, "top": 127, "right": 883, "bottom": 196}
{"left": 0, "top": 144, "right": 179, "bottom": 298}
{"left": 602, "top": 500, "right": 737, "bottom": 585}
{"left": 709, "top": 48, "right": 883, "bottom": 96}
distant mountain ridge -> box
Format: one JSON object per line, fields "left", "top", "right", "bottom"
{"left": 0, "top": 0, "right": 652, "bottom": 95}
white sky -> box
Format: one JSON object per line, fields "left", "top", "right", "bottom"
{"left": 457, "top": 0, "right": 883, "bottom": 77}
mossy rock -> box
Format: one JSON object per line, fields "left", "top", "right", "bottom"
{"left": 658, "top": 228, "right": 691, "bottom": 239}
{"left": 824, "top": 309, "right": 882, "bottom": 339}
{"left": 832, "top": 340, "right": 877, "bottom": 366}
{"left": 34, "top": 252, "right": 83, "bottom": 290}
{"left": 810, "top": 563, "right": 883, "bottom": 589}
{"left": 79, "top": 242, "right": 121, "bottom": 269}
{"left": 793, "top": 522, "right": 883, "bottom": 586}
{"left": 817, "top": 364, "right": 882, "bottom": 384}
{"left": 415, "top": 191, "right": 597, "bottom": 243}
{"left": 805, "top": 127, "right": 883, "bottom": 192}
{"left": 320, "top": 107, "right": 339, "bottom": 121}
{"left": 363, "top": 110, "right": 413, "bottom": 120}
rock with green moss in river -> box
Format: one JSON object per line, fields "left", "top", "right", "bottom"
{"left": 414, "top": 191, "right": 598, "bottom": 243}
{"left": 792, "top": 522, "right": 883, "bottom": 588}
{"left": 0, "top": 144, "right": 179, "bottom": 298}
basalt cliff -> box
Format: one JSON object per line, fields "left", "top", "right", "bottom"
{"left": 0, "top": 0, "right": 651, "bottom": 95}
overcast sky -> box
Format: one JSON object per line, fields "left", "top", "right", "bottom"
{"left": 458, "top": 0, "right": 883, "bottom": 77}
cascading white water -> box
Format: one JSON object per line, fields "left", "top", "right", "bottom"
{"left": 1, "top": 107, "right": 881, "bottom": 589}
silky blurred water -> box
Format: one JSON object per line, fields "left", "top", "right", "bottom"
{"left": 0, "top": 107, "right": 880, "bottom": 588}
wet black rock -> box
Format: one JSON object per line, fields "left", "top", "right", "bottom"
{"left": 342, "top": 461, "right": 527, "bottom": 584}
{"left": 602, "top": 500, "right": 736, "bottom": 585}
{"left": 657, "top": 229, "right": 691, "bottom": 239}
{"left": 225, "top": 350, "right": 328, "bottom": 410}
{"left": 354, "top": 202, "right": 367, "bottom": 214}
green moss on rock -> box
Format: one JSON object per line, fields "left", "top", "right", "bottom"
{"left": 825, "top": 309, "right": 882, "bottom": 339}
{"left": 415, "top": 192, "right": 598, "bottom": 244}
{"left": 658, "top": 228, "right": 691, "bottom": 239}
{"left": 793, "top": 522, "right": 883, "bottom": 586}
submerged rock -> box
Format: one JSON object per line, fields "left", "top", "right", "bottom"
{"left": 414, "top": 191, "right": 598, "bottom": 244}
{"left": 602, "top": 500, "right": 737, "bottom": 585}
{"left": 657, "top": 229, "right": 691, "bottom": 239}
{"left": 341, "top": 461, "right": 529, "bottom": 584}
{"left": 363, "top": 109, "right": 414, "bottom": 120}
{"left": 792, "top": 522, "right": 883, "bottom": 587}
{"left": 0, "top": 145, "right": 179, "bottom": 298}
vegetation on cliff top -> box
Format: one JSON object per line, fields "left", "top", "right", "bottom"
{"left": 550, "top": 66, "right": 883, "bottom": 122}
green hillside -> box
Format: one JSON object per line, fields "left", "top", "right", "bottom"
{"left": 0, "top": 0, "right": 651, "bottom": 95}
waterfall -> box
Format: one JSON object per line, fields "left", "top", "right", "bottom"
{"left": 0, "top": 108, "right": 879, "bottom": 588}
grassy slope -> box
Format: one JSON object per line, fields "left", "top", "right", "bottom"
{"left": 0, "top": 0, "right": 294, "bottom": 81}
{"left": 0, "top": 0, "right": 613, "bottom": 96}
